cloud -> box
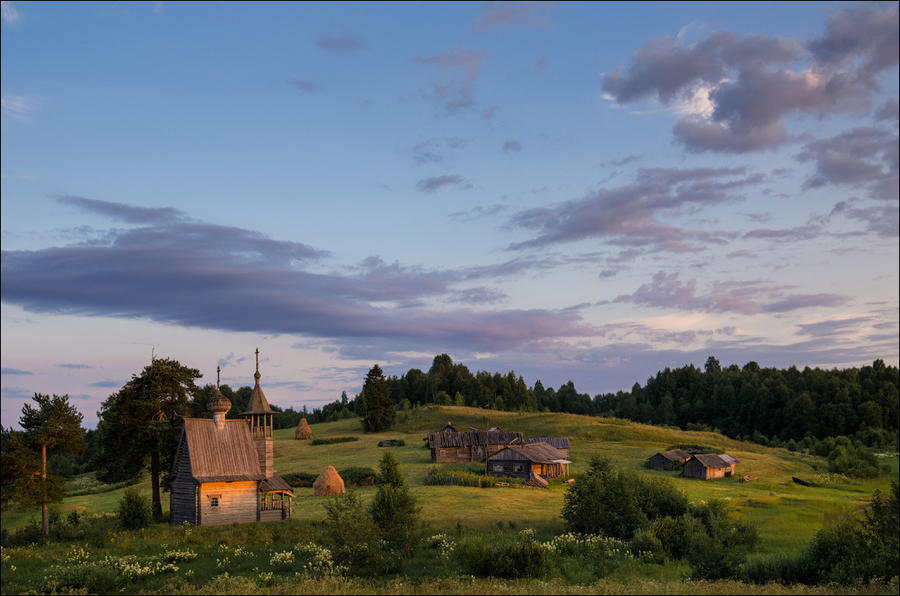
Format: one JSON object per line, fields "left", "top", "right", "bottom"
{"left": 1, "top": 368, "right": 32, "bottom": 375}
{"left": 874, "top": 97, "right": 898, "bottom": 122}
{"left": 416, "top": 175, "right": 471, "bottom": 192}
{"left": 414, "top": 50, "right": 484, "bottom": 113}
{"left": 1, "top": 1, "right": 19, "bottom": 24}
{"left": 315, "top": 33, "right": 364, "bottom": 53}
{"left": 795, "top": 317, "right": 870, "bottom": 337}
{"left": 473, "top": 1, "right": 552, "bottom": 32}
{"left": 58, "top": 195, "right": 186, "bottom": 224}
{"left": 1, "top": 199, "right": 594, "bottom": 354}
{"left": 57, "top": 363, "right": 92, "bottom": 369}
{"left": 91, "top": 380, "right": 124, "bottom": 388}
{"left": 507, "top": 166, "right": 760, "bottom": 251}
{"left": 1, "top": 93, "right": 35, "bottom": 122}
{"left": 603, "top": 5, "right": 899, "bottom": 153}
{"left": 412, "top": 137, "right": 469, "bottom": 165}
{"left": 833, "top": 202, "right": 900, "bottom": 238}
{"left": 798, "top": 126, "right": 898, "bottom": 201}
{"left": 291, "top": 80, "right": 321, "bottom": 93}
{"left": 607, "top": 155, "right": 640, "bottom": 167}
{"left": 448, "top": 204, "right": 508, "bottom": 222}
{"left": 502, "top": 140, "right": 522, "bottom": 154}
{"left": 613, "top": 271, "right": 849, "bottom": 315}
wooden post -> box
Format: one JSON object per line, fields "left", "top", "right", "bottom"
{"left": 41, "top": 443, "right": 48, "bottom": 537}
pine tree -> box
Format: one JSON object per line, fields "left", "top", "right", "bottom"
{"left": 370, "top": 451, "right": 418, "bottom": 553}
{"left": 362, "top": 364, "right": 394, "bottom": 432}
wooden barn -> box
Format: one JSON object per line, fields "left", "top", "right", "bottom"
{"left": 170, "top": 353, "right": 294, "bottom": 526}
{"left": 525, "top": 436, "right": 571, "bottom": 458}
{"left": 486, "top": 442, "right": 570, "bottom": 484}
{"left": 682, "top": 454, "right": 739, "bottom": 480}
{"left": 647, "top": 449, "right": 691, "bottom": 470}
{"left": 426, "top": 425, "right": 524, "bottom": 463}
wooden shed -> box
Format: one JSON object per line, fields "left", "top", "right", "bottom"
{"left": 525, "top": 437, "right": 571, "bottom": 458}
{"left": 683, "top": 454, "right": 739, "bottom": 480}
{"left": 170, "top": 354, "right": 294, "bottom": 526}
{"left": 648, "top": 449, "right": 691, "bottom": 470}
{"left": 486, "top": 442, "right": 570, "bottom": 484}
{"left": 426, "top": 427, "right": 524, "bottom": 463}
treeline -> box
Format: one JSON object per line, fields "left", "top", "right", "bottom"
{"left": 374, "top": 354, "right": 898, "bottom": 451}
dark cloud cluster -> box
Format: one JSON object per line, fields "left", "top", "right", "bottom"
{"left": 603, "top": 4, "right": 899, "bottom": 154}
{"left": 507, "top": 166, "right": 761, "bottom": 251}
{"left": 411, "top": 137, "right": 469, "bottom": 165}
{"left": 1, "top": 198, "right": 593, "bottom": 354}
{"left": 798, "top": 126, "right": 899, "bottom": 201}
{"left": 614, "top": 271, "right": 849, "bottom": 315}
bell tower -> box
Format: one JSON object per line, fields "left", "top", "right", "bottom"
{"left": 242, "top": 348, "right": 273, "bottom": 478}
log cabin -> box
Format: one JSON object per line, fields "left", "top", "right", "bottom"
{"left": 426, "top": 425, "right": 524, "bottom": 463}
{"left": 170, "top": 351, "right": 294, "bottom": 525}
{"left": 647, "top": 449, "right": 691, "bottom": 470}
{"left": 485, "top": 442, "right": 570, "bottom": 485}
{"left": 682, "top": 453, "right": 739, "bottom": 479}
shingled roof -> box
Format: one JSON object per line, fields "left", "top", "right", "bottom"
{"left": 242, "top": 348, "right": 274, "bottom": 415}
{"left": 493, "top": 442, "right": 569, "bottom": 464}
{"left": 526, "top": 437, "right": 571, "bottom": 450}
{"left": 181, "top": 418, "right": 265, "bottom": 482}
{"left": 690, "top": 454, "right": 739, "bottom": 469}
{"left": 655, "top": 449, "right": 691, "bottom": 461}
{"left": 427, "top": 429, "right": 524, "bottom": 449}
{"left": 259, "top": 471, "right": 294, "bottom": 495}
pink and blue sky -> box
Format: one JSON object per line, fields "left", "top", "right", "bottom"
{"left": 2, "top": 1, "right": 898, "bottom": 427}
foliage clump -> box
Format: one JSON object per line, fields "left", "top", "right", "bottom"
{"left": 117, "top": 487, "right": 152, "bottom": 530}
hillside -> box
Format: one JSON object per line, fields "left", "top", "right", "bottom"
{"left": 4, "top": 405, "right": 897, "bottom": 557}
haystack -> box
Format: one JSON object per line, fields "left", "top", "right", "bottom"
{"left": 313, "top": 465, "right": 345, "bottom": 496}
{"left": 295, "top": 418, "right": 312, "bottom": 440}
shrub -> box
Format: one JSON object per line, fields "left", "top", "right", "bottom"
{"left": 827, "top": 442, "right": 880, "bottom": 478}
{"left": 425, "top": 466, "right": 498, "bottom": 488}
{"left": 117, "top": 487, "right": 151, "bottom": 530}
{"left": 310, "top": 436, "right": 359, "bottom": 446}
{"left": 340, "top": 467, "right": 377, "bottom": 487}
{"left": 371, "top": 452, "right": 419, "bottom": 552}
{"left": 630, "top": 528, "right": 665, "bottom": 564}
{"left": 282, "top": 472, "right": 319, "bottom": 487}
{"left": 562, "top": 457, "right": 686, "bottom": 540}
{"left": 458, "top": 534, "right": 547, "bottom": 578}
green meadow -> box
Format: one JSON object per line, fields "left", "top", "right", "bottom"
{"left": 2, "top": 405, "right": 897, "bottom": 594}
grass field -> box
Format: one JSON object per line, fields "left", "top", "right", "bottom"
{"left": 2, "top": 406, "right": 897, "bottom": 594}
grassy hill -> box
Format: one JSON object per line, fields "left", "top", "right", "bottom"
{"left": 7, "top": 405, "right": 895, "bottom": 559}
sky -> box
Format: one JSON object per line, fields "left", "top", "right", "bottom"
{"left": 1, "top": 1, "right": 898, "bottom": 428}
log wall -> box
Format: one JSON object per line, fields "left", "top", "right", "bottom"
{"left": 170, "top": 438, "right": 198, "bottom": 525}
{"left": 198, "top": 481, "right": 259, "bottom": 526}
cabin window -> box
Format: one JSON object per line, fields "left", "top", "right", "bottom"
{"left": 492, "top": 464, "right": 503, "bottom": 472}
{"left": 513, "top": 464, "right": 524, "bottom": 472}
{"left": 209, "top": 496, "right": 220, "bottom": 507}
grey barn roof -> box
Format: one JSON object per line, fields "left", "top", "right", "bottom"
{"left": 690, "top": 454, "right": 739, "bottom": 469}
{"left": 526, "top": 437, "right": 570, "bottom": 450}
{"left": 490, "top": 442, "right": 569, "bottom": 464}
{"left": 654, "top": 449, "right": 691, "bottom": 461}
{"left": 427, "top": 429, "right": 524, "bottom": 449}
{"left": 260, "top": 471, "right": 294, "bottom": 494}
{"left": 181, "top": 418, "right": 265, "bottom": 482}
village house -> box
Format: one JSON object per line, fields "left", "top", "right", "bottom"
{"left": 170, "top": 351, "right": 294, "bottom": 525}
{"left": 647, "top": 448, "right": 691, "bottom": 470}
{"left": 526, "top": 436, "right": 570, "bottom": 458}
{"left": 426, "top": 423, "right": 524, "bottom": 463}
{"left": 682, "top": 453, "right": 739, "bottom": 480}
{"left": 486, "top": 442, "right": 571, "bottom": 487}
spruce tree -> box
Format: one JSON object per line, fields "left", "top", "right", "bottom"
{"left": 362, "top": 364, "right": 394, "bottom": 432}
{"left": 370, "top": 451, "right": 418, "bottom": 553}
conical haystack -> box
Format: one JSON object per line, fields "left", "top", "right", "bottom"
{"left": 295, "top": 418, "right": 312, "bottom": 440}
{"left": 313, "top": 465, "right": 345, "bottom": 496}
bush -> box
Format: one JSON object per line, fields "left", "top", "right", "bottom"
{"left": 827, "top": 442, "right": 881, "bottom": 478}
{"left": 282, "top": 471, "right": 319, "bottom": 487}
{"left": 458, "top": 534, "right": 547, "bottom": 578}
{"left": 562, "top": 457, "right": 686, "bottom": 540}
{"left": 371, "top": 452, "right": 419, "bottom": 552}
{"left": 341, "top": 467, "right": 377, "bottom": 487}
{"left": 425, "top": 466, "right": 498, "bottom": 488}
{"left": 630, "top": 528, "right": 665, "bottom": 564}
{"left": 310, "top": 436, "right": 359, "bottom": 446}
{"left": 117, "top": 487, "right": 151, "bottom": 530}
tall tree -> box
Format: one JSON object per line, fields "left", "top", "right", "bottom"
{"left": 96, "top": 357, "right": 200, "bottom": 520}
{"left": 361, "top": 364, "right": 394, "bottom": 432}
{"left": 370, "top": 451, "right": 418, "bottom": 553}
{"left": 14, "top": 394, "right": 85, "bottom": 536}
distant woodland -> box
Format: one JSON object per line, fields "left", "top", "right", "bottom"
{"left": 26, "top": 355, "right": 899, "bottom": 482}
